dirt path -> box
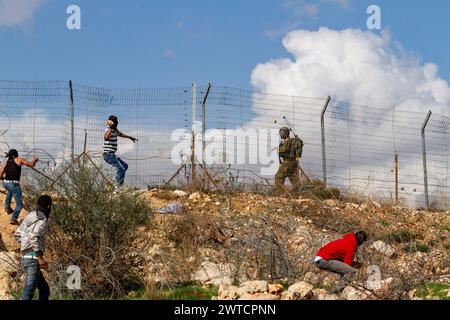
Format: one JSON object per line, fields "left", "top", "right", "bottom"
{"left": 0, "top": 193, "right": 23, "bottom": 252}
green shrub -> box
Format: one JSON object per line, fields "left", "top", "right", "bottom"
{"left": 27, "top": 159, "right": 152, "bottom": 299}
{"left": 390, "top": 230, "right": 415, "bottom": 243}
{"left": 416, "top": 283, "right": 450, "bottom": 300}
{"left": 402, "top": 242, "right": 430, "bottom": 253}
{"left": 157, "top": 284, "right": 219, "bottom": 300}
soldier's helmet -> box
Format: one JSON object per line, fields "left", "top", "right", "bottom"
{"left": 279, "top": 127, "right": 290, "bottom": 134}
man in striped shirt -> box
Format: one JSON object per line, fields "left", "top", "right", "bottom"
{"left": 103, "top": 115, "right": 138, "bottom": 192}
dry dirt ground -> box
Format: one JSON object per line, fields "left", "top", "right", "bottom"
{"left": 1, "top": 189, "right": 449, "bottom": 300}
{"left": 137, "top": 189, "right": 449, "bottom": 299}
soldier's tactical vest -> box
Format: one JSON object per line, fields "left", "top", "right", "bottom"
{"left": 279, "top": 137, "right": 304, "bottom": 163}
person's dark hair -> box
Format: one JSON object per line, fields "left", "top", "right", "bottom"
{"left": 108, "top": 115, "right": 119, "bottom": 129}
{"left": 37, "top": 195, "right": 52, "bottom": 208}
{"left": 37, "top": 195, "right": 52, "bottom": 218}
{"left": 355, "top": 231, "right": 368, "bottom": 245}
{"left": 5, "top": 149, "right": 18, "bottom": 160}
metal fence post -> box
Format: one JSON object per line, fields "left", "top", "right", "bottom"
{"left": 321, "top": 96, "right": 331, "bottom": 186}
{"left": 201, "top": 83, "right": 212, "bottom": 188}
{"left": 69, "top": 80, "right": 75, "bottom": 161}
{"left": 421, "top": 110, "right": 432, "bottom": 209}
{"left": 395, "top": 153, "right": 399, "bottom": 203}
{"left": 201, "top": 83, "right": 211, "bottom": 188}
{"left": 191, "top": 82, "right": 197, "bottom": 185}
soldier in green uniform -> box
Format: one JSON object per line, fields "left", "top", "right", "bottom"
{"left": 275, "top": 127, "right": 301, "bottom": 192}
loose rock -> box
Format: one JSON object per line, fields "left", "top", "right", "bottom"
{"left": 370, "top": 240, "right": 395, "bottom": 258}
{"left": 282, "top": 282, "right": 314, "bottom": 300}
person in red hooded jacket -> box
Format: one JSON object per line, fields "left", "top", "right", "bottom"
{"left": 315, "top": 231, "right": 368, "bottom": 293}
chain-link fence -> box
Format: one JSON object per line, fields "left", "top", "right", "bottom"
{"left": 0, "top": 80, "right": 448, "bottom": 208}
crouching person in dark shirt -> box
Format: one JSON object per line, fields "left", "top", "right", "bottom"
{"left": 14, "top": 195, "right": 52, "bottom": 300}
{"left": 314, "top": 231, "right": 368, "bottom": 293}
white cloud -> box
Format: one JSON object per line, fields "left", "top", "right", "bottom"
{"left": 250, "top": 28, "right": 450, "bottom": 207}
{"left": 0, "top": 0, "right": 46, "bottom": 27}
{"left": 252, "top": 28, "right": 450, "bottom": 112}
{"left": 264, "top": 0, "right": 352, "bottom": 39}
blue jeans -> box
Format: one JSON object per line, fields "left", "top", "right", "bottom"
{"left": 3, "top": 182, "right": 23, "bottom": 221}
{"left": 103, "top": 152, "right": 128, "bottom": 187}
{"left": 20, "top": 258, "right": 50, "bottom": 300}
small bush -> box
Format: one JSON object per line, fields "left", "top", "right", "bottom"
{"left": 27, "top": 159, "right": 152, "bottom": 299}
{"left": 157, "top": 284, "right": 218, "bottom": 300}
{"left": 403, "top": 242, "right": 430, "bottom": 253}
{"left": 298, "top": 179, "right": 341, "bottom": 200}
{"left": 416, "top": 283, "right": 450, "bottom": 300}
{"left": 389, "top": 230, "right": 416, "bottom": 243}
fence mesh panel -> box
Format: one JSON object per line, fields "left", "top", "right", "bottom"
{"left": 0, "top": 81, "right": 449, "bottom": 208}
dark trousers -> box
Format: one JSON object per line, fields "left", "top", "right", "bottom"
{"left": 20, "top": 258, "right": 50, "bottom": 300}
{"left": 315, "top": 259, "right": 357, "bottom": 292}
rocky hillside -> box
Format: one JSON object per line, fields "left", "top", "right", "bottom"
{"left": 1, "top": 189, "right": 449, "bottom": 300}
{"left": 139, "top": 189, "right": 450, "bottom": 300}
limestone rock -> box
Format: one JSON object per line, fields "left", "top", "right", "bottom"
{"left": 218, "top": 283, "right": 239, "bottom": 300}
{"left": 238, "top": 280, "right": 268, "bottom": 295}
{"left": 189, "top": 192, "right": 202, "bottom": 201}
{"left": 323, "top": 199, "right": 338, "bottom": 207}
{"left": 361, "top": 201, "right": 382, "bottom": 210}
{"left": 192, "top": 261, "right": 234, "bottom": 286}
{"left": 341, "top": 286, "right": 368, "bottom": 300}
{"left": 313, "top": 288, "right": 328, "bottom": 300}
{"left": 173, "top": 190, "right": 188, "bottom": 197}
{"left": 282, "top": 282, "right": 314, "bottom": 300}
{"left": 370, "top": 240, "right": 395, "bottom": 258}
{"left": 374, "top": 277, "right": 402, "bottom": 296}
{"left": 268, "top": 284, "right": 284, "bottom": 295}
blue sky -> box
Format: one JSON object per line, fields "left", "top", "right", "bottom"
{"left": 0, "top": 0, "right": 449, "bottom": 90}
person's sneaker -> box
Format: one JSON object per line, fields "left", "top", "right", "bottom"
{"left": 5, "top": 207, "right": 13, "bottom": 215}
{"left": 10, "top": 220, "right": 20, "bottom": 226}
